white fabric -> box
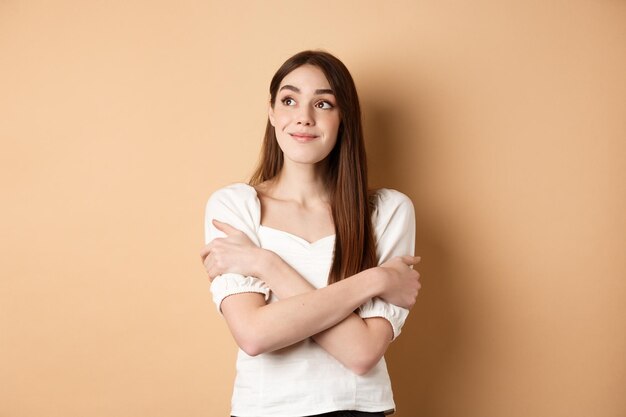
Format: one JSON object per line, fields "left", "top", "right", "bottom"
{"left": 204, "top": 182, "right": 416, "bottom": 417}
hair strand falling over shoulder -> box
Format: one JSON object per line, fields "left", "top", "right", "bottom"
{"left": 250, "top": 49, "right": 377, "bottom": 284}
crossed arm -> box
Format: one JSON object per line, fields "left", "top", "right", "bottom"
{"left": 201, "top": 220, "right": 421, "bottom": 375}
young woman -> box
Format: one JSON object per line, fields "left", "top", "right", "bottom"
{"left": 200, "top": 50, "right": 421, "bottom": 417}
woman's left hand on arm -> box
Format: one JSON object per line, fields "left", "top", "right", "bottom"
{"left": 200, "top": 219, "right": 269, "bottom": 280}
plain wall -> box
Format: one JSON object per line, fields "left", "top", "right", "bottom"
{"left": 1, "top": 1, "right": 625, "bottom": 416}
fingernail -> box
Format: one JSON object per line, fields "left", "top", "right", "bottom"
{"left": 416, "top": 256, "right": 421, "bottom": 262}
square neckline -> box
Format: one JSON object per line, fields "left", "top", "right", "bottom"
{"left": 258, "top": 225, "right": 335, "bottom": 247}
{"left": 244, "top": 183, "right": 337, "bottom": 246}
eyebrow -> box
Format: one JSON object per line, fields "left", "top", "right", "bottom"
{"left": 278, "top": 85, "right": 335, "bottom": 95}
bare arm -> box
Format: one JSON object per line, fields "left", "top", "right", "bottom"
{"left": 257, "top": 251, "right": 401, "bottom": 375}
{"left": 202, "top": 220, "right": 420, "bottom": 374}
{"left": 218, "top": 265, "right": 386, "bottom": 359}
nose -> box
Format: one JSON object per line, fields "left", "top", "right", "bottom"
{"left": 296, "top": 105, "right": 314, "bottom": 126}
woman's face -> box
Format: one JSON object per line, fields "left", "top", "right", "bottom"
{"left": 269, "top": 64, "right": 341, "bottom": 166}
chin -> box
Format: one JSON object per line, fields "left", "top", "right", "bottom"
{"left": 279, "top": 144, "right": 334, "bottom": 166}
{"left": 284, "top": 154, "right": 329, "bottom": 165}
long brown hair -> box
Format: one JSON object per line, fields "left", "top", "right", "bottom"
{"left": 250, "top": 50, "right": 377, "bottom": 284}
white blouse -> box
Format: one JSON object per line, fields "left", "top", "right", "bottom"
{"left": 204, "top": 182, "right": 416, "bottom": 417}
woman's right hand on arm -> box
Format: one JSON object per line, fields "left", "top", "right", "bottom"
{"left": 376, "top": 255, "right": 421, "bottom": 309}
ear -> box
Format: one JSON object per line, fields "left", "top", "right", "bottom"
{"left": 268, "top": 101, "right": 275, "bottom": 127}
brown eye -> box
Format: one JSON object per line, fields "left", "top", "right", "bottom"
{"left": 316, "top": 101, "right": 333, "bottom": 109}
{"left": 282, "top": 97, "right": 296, "bottom": 106}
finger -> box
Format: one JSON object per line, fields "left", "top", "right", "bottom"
{"left": 399, "top": 255, "right": 421, "bottom": 266}
{"left": 207, "top": 262, "right": 222, "bottom": 282}
{"left": 203, "top": 254, "right": 211, "bottom": 271}
{"left": 207, "top": 264, "right": 217, "bottom": 279}
{"left": 199, "top": 244, "right": 212, "bottom": 261}
{"left": 207, "top": 268, "right": 217, "bottom": 282}
{"left": 212, "top": 219, "right": 241, "bottom": 236}
{"left": 200, "top": 241, "right": 220, "bottom": 262}
{"left": 204, "top": 252, "right": 216, "bottom": 271}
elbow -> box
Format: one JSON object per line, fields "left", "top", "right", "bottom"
{"left": 347, "top": 338, "right": 388, "bottom": 376}
{"left": 227, "top": 312, "right": 276, "bottom": 356}
{"left": 238, "top": 338, "right": 263, "bottom": 357}
{"left": 237, "top": 334, "right": 270, "bottom": 357}
{"left": 236, "top": 336, "right": 256, "bottom": 356}
{"left": 348, "top": 354, "right": 382, "bottom": 376}
{"left": 351, "top": 364, "right": 373, "bottom": 377}
{"left": 241, "top": 344, "right": 263, "bottom": 357}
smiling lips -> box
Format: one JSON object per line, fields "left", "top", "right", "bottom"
{"left": 289, "top": 132, "right": 319, "bottom": 142}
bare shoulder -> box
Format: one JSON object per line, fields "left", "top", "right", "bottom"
{"left": 251, "top": 180, "right": 276, "bottom": 200}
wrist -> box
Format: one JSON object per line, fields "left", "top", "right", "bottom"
{"left": 363, "top": 266, "right": 388, "bottom": 299}
{"left": 253, "top": 248, "right": 277, "bottom": 280}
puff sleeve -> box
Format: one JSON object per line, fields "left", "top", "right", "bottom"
{"left": 204, "top": 183, "right": 270, "bottom": 313}
{"left": 358, "top": 188, "right": 416, "bottom": 340}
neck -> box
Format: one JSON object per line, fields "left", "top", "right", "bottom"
{"left": 269, "top": 160, "right": 330, "bottom": 205}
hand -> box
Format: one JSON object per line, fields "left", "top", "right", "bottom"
{"left": 200, "top": 219, "right": 265, "bottom": 281}
{"left": 377, "top": 255, "right": 421, "bottom": 309}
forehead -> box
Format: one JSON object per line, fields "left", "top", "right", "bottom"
{"left": 279, "top": 64, "right": 331, "bottom": 91}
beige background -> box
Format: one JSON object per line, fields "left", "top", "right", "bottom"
{"left": 1, "top": 1, "right": 625, "bottom": 416}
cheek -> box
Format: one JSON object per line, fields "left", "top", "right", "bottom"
{"left": 272, "top": 110, "right": 291, "bottom": 126}
{"left": 327, "top": 117, "right": 341, "bottom": 137}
